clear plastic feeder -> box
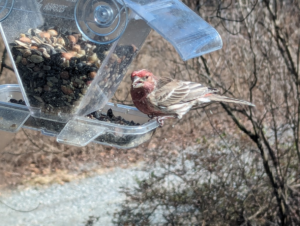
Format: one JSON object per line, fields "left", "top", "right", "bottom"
{"left": 0, "top": 84, "right": 158, "bottom": 148}
{"left": 0, "top": 0, "right": 151, "bottom": 122}
{"left": 123, "top": 0, "right": 223, "bottom": 60}
{"left": 0, "top": 0, "right": 222, "bottom": 147}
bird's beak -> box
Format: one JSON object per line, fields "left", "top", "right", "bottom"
{"left": 132, "top": 76, "right": 144, "bottom": 88}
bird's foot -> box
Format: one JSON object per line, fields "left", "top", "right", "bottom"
{"left": 157, "top": 117, "right": 164, "bottom": 127}
{"left": 155, "top": 116, "right": 177, "bottom": 127}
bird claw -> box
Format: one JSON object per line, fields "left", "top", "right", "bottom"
{"left": 147, "top": 116, "right": 164, "bottom": 126}
{"left": 150, "top": 116, "right": 176, "bottom": 127}
{"left": 157, "top": 117, "right": 164, "bottom": 127}
{"left": 156, "top": 116, "right": 176, "bottom": 127}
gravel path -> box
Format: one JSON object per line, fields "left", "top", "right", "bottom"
{"left": 0, "top": 147, "right": 205, "bottom": 226}
{"left": 0, "top": 165, "right": 148, "bottom": 226}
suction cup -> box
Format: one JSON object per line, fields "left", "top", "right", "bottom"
{"left": 75, "top": 0, "right": 128, "bottom": 44}
{"left": 0, "top": 0, "right": 14, "bottom": 22}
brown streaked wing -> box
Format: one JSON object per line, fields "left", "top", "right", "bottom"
{"left": 149, "top": 79, "right": 189, "bottom": 107}
{"left": 149, "top": 78, "right": 219, "bottom": 107}
{"left": 179, "top": 82, "right": 218, "bottom": 103}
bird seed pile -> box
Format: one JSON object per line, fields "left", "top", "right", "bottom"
{"left": 9, "top": 99, "right": 140, "bottom": 127}
{"left": 11, "top": 25, "right": 136, "bottom": 116}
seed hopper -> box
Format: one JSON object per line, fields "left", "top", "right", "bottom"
{"left": 0, "top": 0, "right": 222, "bottom": 148}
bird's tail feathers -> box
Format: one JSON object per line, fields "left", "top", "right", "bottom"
{"left": 205, "top": 94, "right": 255, "bottom": 107}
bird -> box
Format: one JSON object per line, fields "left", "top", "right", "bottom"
{"left": 130, "top": 69, "right": 255, "bottom": 126}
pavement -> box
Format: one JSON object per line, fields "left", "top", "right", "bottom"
{"left": 0, "top": 165, "right": 148, "bottom": 226}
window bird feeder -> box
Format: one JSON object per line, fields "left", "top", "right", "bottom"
{"left": 0, "top": 0, "right": 222, "bottom": 148}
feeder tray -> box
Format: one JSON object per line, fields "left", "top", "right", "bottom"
{"left": 0, "top": 84, "right": 158, "bottom": 148}
{"left": 0, "top": 0, "right": 222, "bottom": 147}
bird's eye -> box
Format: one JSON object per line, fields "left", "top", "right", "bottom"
{"left": 145, "top": 76, "right": 149, "bottom": 79}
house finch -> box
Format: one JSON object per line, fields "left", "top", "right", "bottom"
{"left": 130, "top": 69, "right": 255, "bottom": 126}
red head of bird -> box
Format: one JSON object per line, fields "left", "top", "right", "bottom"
{"left": 131, "top": 69, "right": 156, "bottom": 92}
